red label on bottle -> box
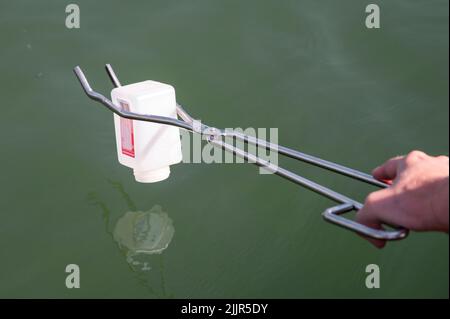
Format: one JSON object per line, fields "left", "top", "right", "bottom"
{"left": 119, "top": 101, "right": 135, "bottom": 158}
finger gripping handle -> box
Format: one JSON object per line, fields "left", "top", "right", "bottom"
{"left": 322, "top": 203, "right": 409, "bottom": 240}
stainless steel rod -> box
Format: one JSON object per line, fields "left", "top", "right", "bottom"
{"left": 210, "top": 137, "right": 362, "bottom": 209}
{"left": 105, "top": 64, "right": 122, "bottom": 87}
{"left": 226, "top": 131, "right": 388, "bottom": 188}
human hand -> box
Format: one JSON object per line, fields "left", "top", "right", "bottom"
{"left": 356, "top": 150, "right": 449, "bottom": 248}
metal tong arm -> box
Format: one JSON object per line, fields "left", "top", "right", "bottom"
{"left": 75, "top": 66, "right": 386, "bottom": 187}
{"left": 73, "top": 65, "right": 408, "bottom": 241}
{"left": 74, "top": 66, "right": 193, "bottom": 132}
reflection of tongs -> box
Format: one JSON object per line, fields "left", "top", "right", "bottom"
{"left": 74, "top": 64, "right": 408, "bottom": 241}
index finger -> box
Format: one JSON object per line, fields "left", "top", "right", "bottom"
{"left": 372, "top": 156, "right": 404, "bottom": 182}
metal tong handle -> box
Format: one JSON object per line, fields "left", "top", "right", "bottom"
{"left": 73, "top": 65, "right": 409, "bottom": 241}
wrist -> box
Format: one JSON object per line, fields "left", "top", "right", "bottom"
{"left": 431, "top": 177, "right": 449, "bottom": 232}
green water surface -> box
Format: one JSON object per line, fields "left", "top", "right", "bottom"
{"left": 0, "top": 0, "right": 448, "bottom": 298}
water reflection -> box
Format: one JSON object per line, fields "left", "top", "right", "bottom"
{"left": 114, "top": 206, "right": 174, "bottom": 271}
{"left": 87, "top": 180, "right": 174, "bottom": 298}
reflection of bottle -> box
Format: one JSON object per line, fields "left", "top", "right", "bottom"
{"left": 111, "top": 81, "right": 182, "bottom": 183}
{"left": 89, "top": 185, "right": 173, "bottom": 296}
{"left": 113, "top": 205, "right": 174, "bottom": 260}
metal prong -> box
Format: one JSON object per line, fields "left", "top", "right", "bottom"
{"left": 73, "top": 66, "right": 94, "bottom": 95}
{"left": 176, "top": 103, "right": 195, "bottom": 125}
{"left": 73, "top": 65, "right": 193, "bottom": 131}
{"left": 105, "top": 64, "right": 122, "bottom": 87}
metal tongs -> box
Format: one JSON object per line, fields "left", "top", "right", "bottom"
{"left": 74, "top": 64, "right": 408, "bottom": 241}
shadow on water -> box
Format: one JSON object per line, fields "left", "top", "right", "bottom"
{"left": 87, "top": 180, "right": 174, "bottom": 298}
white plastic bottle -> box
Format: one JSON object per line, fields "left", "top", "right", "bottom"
{"left": 111, "top": 80, "right": 182, "bottom": 183}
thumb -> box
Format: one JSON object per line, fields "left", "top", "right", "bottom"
{"left": 355, "top": 209, "right": 387, "bottom": 248}
{"left": 356, "top": 192, "right": 390, "bottom": 249}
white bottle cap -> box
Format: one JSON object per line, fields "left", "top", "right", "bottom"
{"left": 133, "top": 166, "right": 171, "bottom": 183}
